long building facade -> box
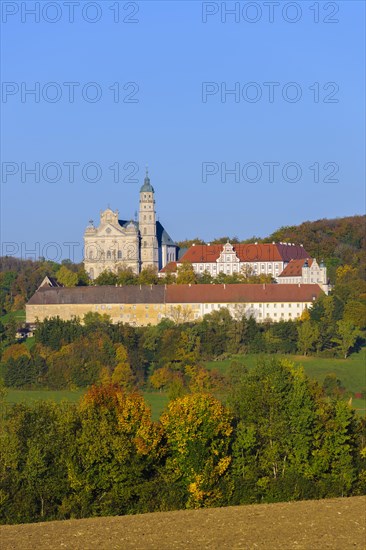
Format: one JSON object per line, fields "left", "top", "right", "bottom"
{"left": 160, "top": 241, "right": 329, "bottom": 291}
{"left": 26, "top": 283, "right": 323, "bottom": 326}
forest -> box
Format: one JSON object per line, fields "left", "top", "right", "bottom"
{"left": 0, "top": 359, "right": 365, "bottom": 525}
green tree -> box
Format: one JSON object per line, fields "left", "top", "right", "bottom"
{"left": 297, "top": 320, "right": 320, "bottom": 355}
{"left": 176, "top": 262, "right": 197, "bottom": 284}
{"left": 117, "top": 267, "right": 138, "bottom": 286}
{"left": 56, "top": 266, "right": 78, "bottom": 287}
{"left": 138, "top": 266, "right": 159, "bottom": 285}
{"left": 112, "top": 344, "right": 136, "bottom": 390}
{"left": 95, "top": 270, "right": 118, "bottom": 286}
{"left": 333, "top": 320, "right": 362, "bottom": 359}
{"left": 0, "top": 402, "right": 70, "bottom": 523}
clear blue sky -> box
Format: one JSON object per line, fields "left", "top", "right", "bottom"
{"left": 1, "top": 1, "right": 365, "bottom": 262}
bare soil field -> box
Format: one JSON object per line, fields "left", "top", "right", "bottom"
{"left": 1, "top": 496, "right": 365, "bottom": 550}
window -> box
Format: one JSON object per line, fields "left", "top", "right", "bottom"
{"left": 273, "top": 304, "right": 277, "bottom": 308}
{"left": 281, "top": 304, "right": 284, "bottom": 308}
{"left": 107, "top": 251, "right": 111, "bottom": 259}
{"left": 267, "top": 304, "right": 270, "bottom": 308}
{"left": 274, "top": 313, "right": 277, "bottom": 317}
{"left": 297, "top": 304, "right": 300, "bottom": 308}
{"left": 118, "top": 250, "right": 122, "bottom": 259}
{"left": 89, "top": 250, "right": 94, "bottom": 259}
{"left": 288, "top": 304, "right": 291, "bottom": 308}
{"left": 281, "top": 313, "right": 284, "bottom": 317}
{"left": 289, "top": 313, "right": 292, "bottom": 317}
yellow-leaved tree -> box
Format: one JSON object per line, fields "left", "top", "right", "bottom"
{"left": 160, "top": 393, "right": 233, "bottom": 508}
{"left": 112, "top": 344, "right": 135, "bottom": 391}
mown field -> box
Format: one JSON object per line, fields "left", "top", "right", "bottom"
{"left": 3, "top": 350, "right": 365, "bottom": 418}
{"left": 1, "top": 496, "right": 365, "bottom": 550}
{"left": 4, "top": 390, "right": 169, "bottom": 421}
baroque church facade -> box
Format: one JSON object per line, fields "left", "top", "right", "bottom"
{"left": 84, "top": 172, "right": 178, "bottom": 280}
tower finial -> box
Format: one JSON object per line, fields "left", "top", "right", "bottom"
{"left": 145, "top": 165, "right": 148, "bottom": 177}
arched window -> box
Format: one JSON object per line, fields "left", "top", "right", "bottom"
{"left": 89, "top": 250, "right": 94, "bottom": 259}
{"left": 144, "top": 227, "right": 147, "bottom": 234}
{"left": 107, "top": 250, "right": 111, "bottom": 259}
{"left": 118, "top": 250, "right": 122, "bottom": 259}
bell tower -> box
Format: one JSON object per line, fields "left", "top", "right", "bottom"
{"left": 139, "top": 169, "right": 159, "bottom": 271}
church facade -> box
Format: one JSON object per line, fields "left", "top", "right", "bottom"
{"left": 84, "top": 172, "right": 178, "bottom": 280}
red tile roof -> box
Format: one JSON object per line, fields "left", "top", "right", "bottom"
{"left": 279, "top": 259, "right": 313, "bottom": 278}
{"left": 166, "top": 284, "right": 322, "bottom": 303}
{"left": 179, "top": 243, "right": 310, "bottom": 263}
{"left": 160, "top": 261, "right": 177, "bottom": 273}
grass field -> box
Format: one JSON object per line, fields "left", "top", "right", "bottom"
{"left": 0, "top": 310, "right": 26, "bottom": 324}
{"left": 206, "top": 349, "right": 366, "bottom": 392}
{"left": 206, "top": 349, "right": 366, "bottom": 415}
{"left": 4, "top": 389, "right": 169, "bottom": 421}
{"left": 3, "top": 350, "right": 365, "bottom": 418}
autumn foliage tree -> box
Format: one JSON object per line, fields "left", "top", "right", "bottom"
{"left": 63, "top": 385, "right": 163, "bottom": 517}
{"left": 160, "top": 393, "right": 233, "bottom": 508}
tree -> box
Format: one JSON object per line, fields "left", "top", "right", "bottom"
{"left": 343, "top": 301, "right": 366, "bottom": 330}
{"left": 0, "top": 402, "right": 70, "bottom": 523}
{"left": 297, "top": 320, "right": 320, "bottom": 355}
{"left": 56, "top": 266, "right": 78, "bottom": 287}
{"left": 198, "top": 271, "right": 213, "bottom": 284}
{"left": 333, "top": 320, "right": 362, "bottom": 359}
{"left": 95, "top": 270, "right": 118, "bottom": 286}
{"left": 76, "top": 268, "right": 90, "bottom": 286}
{"left": 117, "top": 267, "right": 138, "bottom": 286}
{"left": 160, "top": 393, "right": 233, "bottom": 508}
{"left": 229, "top": 359, "right": 319, "bottom": 503}
{"left": 64, "top": 385, "right": 163, "bottom": 517}
{"left": 176, "top": 262, "right": 197, "bottom": 284}
{"left": 138, "top": 266, "right": 159, "bottom": 285}
{"left": 168, "top": 305, "right": 193, "bottom": 324}
{"left": 111, "top": 344, "right": 136, "bottom": 390}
